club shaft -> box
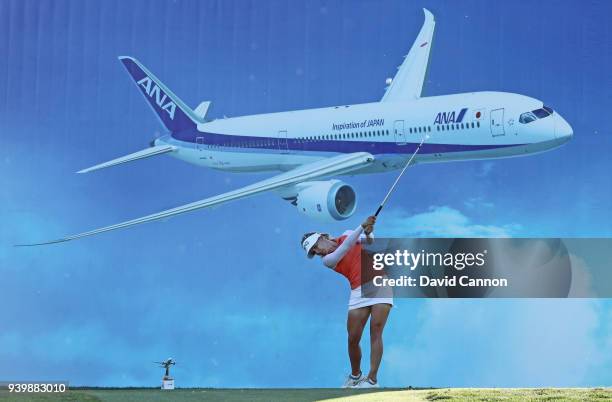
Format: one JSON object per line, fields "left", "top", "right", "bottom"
{"left": 374, "top": 137, "right": 427, "bottom": 217}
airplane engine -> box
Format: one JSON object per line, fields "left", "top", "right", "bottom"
{"left": 288, "top": 180, "right": 357, "bottom": 221}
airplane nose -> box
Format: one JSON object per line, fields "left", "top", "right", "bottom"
{"left": 555, "top": 113, "right": 573, "bottom": 142}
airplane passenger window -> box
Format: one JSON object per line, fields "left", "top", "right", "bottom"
{"left": 471, "top": 122, "right": 475, "bottom": 128}
{"left": 477, "top": 122, "right": 480, "bottom": 127}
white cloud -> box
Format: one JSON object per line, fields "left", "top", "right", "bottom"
{"left": 568, "top": 254, "right": 596, "bottom": 297}
{"left": 383, "top": 299, "right": 611, "bottom": 387}
{"left": 477, "top": 161, "right": 495, "bottom": 177}
{"left": 464, "top": 196, "right": 494, "bottom": 209}
{"left": 378, "top": 206, "right": 521, "bottom": 237}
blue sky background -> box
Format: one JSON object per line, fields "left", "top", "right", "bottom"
{"left": 1, "top": 0, "right": 611, "bottom": 387}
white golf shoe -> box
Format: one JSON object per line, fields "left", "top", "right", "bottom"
{"left": 356, "top": 377, "right": 380, "bottom": 388}
{"left": 341, "top": 371, "right": 363, "bottom": 388}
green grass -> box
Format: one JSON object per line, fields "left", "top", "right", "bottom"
{"left": 0, "top": 387, "right": 610, "bottom": 402}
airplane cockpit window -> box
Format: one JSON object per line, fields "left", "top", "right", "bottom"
{"left": 521, "top": 106, "right": 554, "bottom": 124}
{"left": 519, "top": 111, "right": 537, "bottom": 124}
{"left": 532, "top": 108, "right": 551, "bottom": 119}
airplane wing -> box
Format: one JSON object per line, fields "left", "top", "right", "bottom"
{"left": 77, "top": 145, "right": 176, "bottom": 173}
{"left": 17, "top": 152, "right": 374, "bottom": 246}
{"left": 381, "top": 8, "right": 435, "bottom": 102}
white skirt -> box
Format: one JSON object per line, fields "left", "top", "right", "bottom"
{"left": 348, "top": 282, "right": 394, "bottom": 311}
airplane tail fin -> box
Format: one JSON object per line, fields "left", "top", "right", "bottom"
{"left": 119, "top": 56, "right": 202, "bottom": 132}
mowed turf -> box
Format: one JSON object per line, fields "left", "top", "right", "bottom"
{"left": 0, "top": 387, "right": 610, "bottom": 401}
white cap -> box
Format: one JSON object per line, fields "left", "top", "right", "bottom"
{"left": 302, "top": 232, "right": 323, "bottom": 258}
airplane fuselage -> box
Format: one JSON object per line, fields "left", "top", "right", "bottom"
{"left": 162, "top": 91, "right": 572, "bottom": 175}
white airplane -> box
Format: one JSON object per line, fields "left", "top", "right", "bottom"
{"left": 22, "top": 8, "right": 572, "bottom": 246}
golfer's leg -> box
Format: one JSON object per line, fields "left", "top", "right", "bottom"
{"left": 368, "top": 303, "right": 391, "bottom": 382}
{"left": 347, "top": 306, "right": 370, "bottom": 376}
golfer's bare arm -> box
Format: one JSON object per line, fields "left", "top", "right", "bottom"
{"left": 322, "top": 225, "right": 364, "bottom": 269}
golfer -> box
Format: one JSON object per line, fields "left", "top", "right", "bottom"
{"left": 301, "top": 216, "right": 393, "bottom": 388}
